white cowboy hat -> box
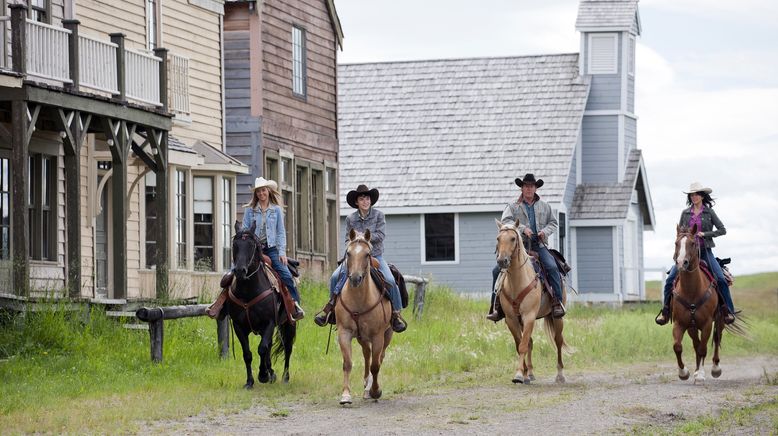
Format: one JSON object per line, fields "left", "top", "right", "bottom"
{"left": 683, "top": 182, "right": 712, "bottom": 195}
{"left": 249, "top": 177, "right": 279, "bottom": 193}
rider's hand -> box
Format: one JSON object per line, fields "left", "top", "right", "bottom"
{"left": 523, "top": 228, "right": 533, "bottom": 238}
{"left": 538, "top": 231, "right": 546, "bottom": 242}
{"left": 280, "top": 255, "right": 288, "bottom": 266}
{"left": 696, "top": 232, "right": 704, "bottom": 238}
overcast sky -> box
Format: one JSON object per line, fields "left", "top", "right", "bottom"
{"left": 333, "top": 0, "right": 778, "bottom": 277}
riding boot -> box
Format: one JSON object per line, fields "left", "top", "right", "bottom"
{"left": 314, "top": 296, "right": 336, "bottom": 327}
{"left": 655, "top": 304, "right": 671, "bottom": 325}
{"left": 551, "top": 298, "right": 566, "bottom": 318}
{"left": 391, "top": 310, "right": 407, "bottom": 333}
{"left": 206, "top": 287, "right": 229, "bottom": 319}
{"left": 486, "top": 295, "right": 505, "bottom": 322}
{"left": 721, "top": 305, "right": 736, "bottom": 325}
{"left": 292, "top": 302, "right": 305, "bottom": 321}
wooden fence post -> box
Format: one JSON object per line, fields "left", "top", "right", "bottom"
{"left": 149, "top": 319, "right": 164, "bottom": 363}
{"left": 217, "top": 316, "right": 230, "bottom": 359}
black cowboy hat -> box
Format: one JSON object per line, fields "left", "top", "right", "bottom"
{"left": 346, "top": 184, "right": 379, "bottom": 208}
{"left": 515, "top": 173, "right": 544, "bottom": 188}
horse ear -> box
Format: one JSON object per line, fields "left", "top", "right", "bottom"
{"left": 691, "top": 223, "right": 698, "bottom": 235}
{"left": 364, "top": 229, "right": 371, "bottom": 242}
{"left": 348, "top": 228, "right": 356, "bottom": 241}
{"left": 495, "top": 218, "right": 503, "bottom": 229}
{"left": 514, "top": 218, "right": 521, "bottom": 228}
{"left": 676, "top": 224, "right": 681, "bottom": 234}
{"left": 234, "top": 220, "right": 241, "bottom": 234}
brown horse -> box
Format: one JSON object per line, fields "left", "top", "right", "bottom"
{"left": 670, "top": 224, "right": 723, "bottom": 383}
{"left": 495, "top": 219, "right": 568, "bottom": 384}
{"left": 335, "top": 228, "right": 393, "bottom": 405}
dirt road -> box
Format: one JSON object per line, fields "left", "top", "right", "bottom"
{"left": 151, "top": 355, "right": 778, "bottom": 435}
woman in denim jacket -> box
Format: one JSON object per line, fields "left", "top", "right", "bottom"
{"left": 655, "top": 182, "right": 735, "bottom": 325}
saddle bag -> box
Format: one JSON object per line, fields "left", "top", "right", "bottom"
{"left": 548, "top": 248, "right": 572, "bottom": 276}
{"left": 389, "top": 264, "right": 409, "bottom": 309}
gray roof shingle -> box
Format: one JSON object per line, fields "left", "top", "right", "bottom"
{"left": 570, "top": 148, "right": 645, "bottom": 220}
{"left": 337, "top": 54, "right": 590, "bottom": 211}
{"left": 575, "top": 0, "right": 639, "bottom": 32}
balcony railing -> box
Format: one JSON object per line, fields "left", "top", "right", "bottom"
{"left": 1, "top": 6, "right": 189, "bottom": 113}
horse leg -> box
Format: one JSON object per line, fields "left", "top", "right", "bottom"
{"left": 517, "top": 317, "right": 536, "bottom": 385}
{"left": 337, "top": 328, "right": 354, "bottom": 405}
{"left": 553, "top": 317, "right": 566, "bottom": 384}
{"left": 711, "top": 316, "right": 723, "bottom": 378}
{"left": 694, "top": 323, "right": 712, "bottom": 385}
{"left": 524, "top": 337, "right": 535, "bottom": 382}
{"left": 368, "top": 334, "right": 385, "bottom": 400}
{"left": 235, "top": 327, "right": 254, "bottom": 389}
{"left": 672, "top": 323, "right": 689, "bottom": 380}
{"left": 257, "top": 323, "right": 275, "bottom": 384}
{"left": 361, "top": 339, "right": 373, "bottom": 400}
{"left": 505, "top": 316, "right": 524, "bottom": 384}
{"left": 281, "top": 323, "right": 295, "bottom": 384}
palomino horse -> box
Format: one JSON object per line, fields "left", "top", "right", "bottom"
{"left": 335, "top": 228, "right": 393, "bottom": 405}
{"left": 670, "top": 224, "right": 723, "bottom": 384}
{"left": 227, "top": 221, "right": 297, "bottom": 388}
{"left": 495, "top": 219, "right": 568, "bottom": 384}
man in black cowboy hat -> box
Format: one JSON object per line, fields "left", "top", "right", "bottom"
{"left": 487, "top": 173, "right": 566, "bottom": 320}
{"left": 313, "top": 184, "right": 407, "bottom": 333}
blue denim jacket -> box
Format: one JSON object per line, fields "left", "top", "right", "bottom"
{"left": 242, "top": 204, "right": 287, "bottom": 256}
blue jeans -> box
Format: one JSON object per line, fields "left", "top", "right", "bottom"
{"left": 662, "top": 247, "right": 733, "bottom": 312}
{"left": 329, "top": 255, "right": 402, "bottom": 311}
{"left": 490, "top": 243, "right": 563, "bottom": 307}
{"left": 264, "top": 246, "right": 300, "bottom": 302}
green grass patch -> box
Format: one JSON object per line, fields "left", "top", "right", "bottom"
{"left": 1, "top": 276, "right": 777, "bottom": 433}
{"left": 673, "top": 398, "right": 778, "bottom": 435}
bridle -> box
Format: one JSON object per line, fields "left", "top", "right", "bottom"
{"left": 497, "top": 226, "right": 531, "bottom": 272}
{"left": 340, "top": 236, "right": 387, "bottom": 339}
{"left": 674, "top": 231, "right": 700, "bottom": 273}
{"left": 229, "top": 231, "right": 274, "bottom": 334}
{"left": 496, "top": 226, "right": 538, "bottom": 315}
{"left": 233, "top": 231, "right": 262, "bottom": 279}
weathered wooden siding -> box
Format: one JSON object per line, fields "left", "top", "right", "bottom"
{"left": 627, "top": 74, "right": 635, "bottom": 113}
{"left": 260, "top": 0, "right": 337, "bottom": 162}
{"left": 581, "top": 115, "right": 618, "bottom": 183}
{"left": 576, "top": 226, "right": 614, "bottom": 293}
{"left": 625, "top": 115, "right": 636, "bottom": 152}
{"left": 76, "top": 1, "right": 146, "bottom": 48}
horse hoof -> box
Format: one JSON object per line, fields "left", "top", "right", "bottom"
{"left": 340, "top": 394, "right": 352, "bottom": 405}
{"left": 523, "top": 377, "right": 531, "bottom": 385}
{"left": 556, "top": 374, "right": 566, "bottom": 384}
{"left": 679, "top": 368, "right": 690, "bottom": 380}
{"left": 528, "top": 374, "right": 536, "bottom": 381}
{"left": 711, "top": 366, "right": 722, "bottom": 378}
{"left": 269, "top": 372, "right": 277, "bottom": 384}
{"left": 370, "top": 389, "right": 382, "bottom": 400}
{"left": 694, "top": 369, "right": 705, "bottom": 384}
{"left": 282, "top": 373, "right": 290, "bottom": 384}
{"left": 512, "top": 376, "right": 524, "bottom": 384}
{"left": 243, "top": 383, "right": 254, "bottom": 390}
{"left": 258, "top": 374, "right": 269, "bottom": 384}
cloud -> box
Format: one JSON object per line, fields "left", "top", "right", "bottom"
{"left": 641, "top": 0, "right": 778, "bottom": 21}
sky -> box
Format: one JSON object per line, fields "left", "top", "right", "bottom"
{"left": 332, "top": 0, "right": 778, "bottom": 277}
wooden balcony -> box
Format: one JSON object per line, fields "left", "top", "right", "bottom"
{"left": 0, "top": 5, "right": 189, "bottom": 115}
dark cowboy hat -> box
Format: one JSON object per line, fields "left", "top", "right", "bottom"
{"left": 514, "top": 173, "right": 544, "bottom": 188}
{"left": 346, "top": 184, "right": 379, "bottom": 208}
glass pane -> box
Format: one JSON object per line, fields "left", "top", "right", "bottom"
{"left": 193, "top": 177, "right": 213, "bottom": 214}
{"left": 424, "top": 213, "right": 455, "bottom": 261}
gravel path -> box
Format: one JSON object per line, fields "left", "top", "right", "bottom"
{"left": 151, "top": 355, "right": 778, "bottom": 435}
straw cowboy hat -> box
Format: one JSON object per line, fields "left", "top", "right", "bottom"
{"left": 346, "top": 184, "right": 379, "bottom": 208}
{"left": 683, "top": 182, "right": 712, "bottom": 195}
{"left": 514, "top": 173, "right": 544, "bottom": 188}
{"left": 249, "top": 176, "right": 279, "bottom": 194}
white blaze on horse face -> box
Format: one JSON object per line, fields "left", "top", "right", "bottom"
{"left": 677, "top": 235, "right": 688, "bottom": 268}
{"left": 353, "top": 244, "right": 364, "bottom": 256}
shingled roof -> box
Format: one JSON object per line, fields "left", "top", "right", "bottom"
{"left": 337, "top": 54, "right": 590, "bottom": 212}
{"left": 570, "top": 148, "right": 655, "bottom": 228}
{"left": 575, "top": 0, "right": 640, "bottom": 33}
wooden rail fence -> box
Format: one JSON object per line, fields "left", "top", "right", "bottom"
{"left": 135, "top": 304, "right": 229, "bottom": 363}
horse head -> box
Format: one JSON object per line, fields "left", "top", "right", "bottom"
{"left": 674, "top": 224, "right": 700, "bottom": 272}
{"left": 495, "top": 219, "right": 524, "bottom": 269}
{"left": 232, "top": 220, "right": 261, "bottom": 280}
{"left": 345, "top": 228, "right": 372, "bottom": 288}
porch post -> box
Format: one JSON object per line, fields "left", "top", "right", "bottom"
{"left": 153, "top": 47, "right": 168, "bottom": 113}
{"left": 9, "top": 4, "right": 27, "bottom": 75}
{"left": 154, "top": 130, "right": 169, "bottom": 300}
{"left": 63, "top": 19, "right": 81, "bottom": 91}
{"left": 109, "top": 33, "right": 126, "bottom": 102}
{"left": 10, "top": 100, "right": 29, "bottom": 296}
{"left": 103, "top": 118, "right": 129, "bottom": 299}
{"left": 57, "top": 110, "right": 86, "bottom": 298}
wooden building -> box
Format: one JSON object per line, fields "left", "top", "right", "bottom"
{"left": 223, "top": 0, "right": 342, "bottom": 278}
{"left": 0, "top": 0, "right": 248, "bottom": 303}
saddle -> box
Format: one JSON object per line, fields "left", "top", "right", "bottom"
{"left": 368, "top": 259, "right": 409, "bottom": 308}
{"left": 526, "top": 251, "right": 556, "bottom": 299}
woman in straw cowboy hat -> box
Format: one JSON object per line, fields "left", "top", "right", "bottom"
{"left": 207, "top": 177, "right": 304, "bottom": 320}
{"left": 655, "top": 182, "right": 735, "bottom": 325}
{"left": 313, "top": 184, "right": 406, "bottom": 333}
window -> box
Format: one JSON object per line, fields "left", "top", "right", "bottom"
{"left": 28, "top": 153, "right": 57, "bottom": 261}
{"left": 175, "top": 169, "right": 187, "bottom": 269}
{"left": 146, "top": 0, "right": 159, "bottom": 50}
{"left": 628, "top": 35, "right": 635, "bottom": 76}
{"left": 325, "top": 166, "right": 338, "bottom": 269}
{"left": 422, "top": 213, "right": 458, "bottom": 263}
{"left": 558, "top": 212, "right": 566, "bottom": 258}
{"left": 0, "top": 157, "right": 9, "bottom": 260}
{"left": 311, "top": 168, "right": 324, "bottom": 253}
{"left": 29, "top": 0, "right": 48, "bottom": 23}
{"left": 588, "top": 33, "right": 618, "bottom": 74}
{"left": 193, "top": 177, "right": 213, "bottom": 271}
{"left": 221, "top": 178, "right": 232, "bottom": 271}
{"left": 291, "top": 25, "right": 307, "bottom": 97}
{"left": 145, "top": 172, "right": 157, "bottom": 268}
{"left": 295, "top": 164, "right": 310, "bottom": 251}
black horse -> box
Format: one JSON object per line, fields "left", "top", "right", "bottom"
{"left": 227, "top": 221, "right": 296, "bottom": 388}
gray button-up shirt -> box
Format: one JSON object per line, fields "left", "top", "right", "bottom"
{"left": 345, "top": 207, "right": 386, "bottom": 257}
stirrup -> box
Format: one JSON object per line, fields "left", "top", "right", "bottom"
{"left": 655, "top": 306, "right": 670, "bottom": 326}
{"left": 292, "top": 302, "right": 305, "bottom": 321}
{"left": 391, "top": 311, "right": 407, "bottom": 333}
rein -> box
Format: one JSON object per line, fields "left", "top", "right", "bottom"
{"left": 498, "top": 227, "right": 539, "bottom": 314}
{"left": 341, "top": 239, "right": 387, "bottom": 341}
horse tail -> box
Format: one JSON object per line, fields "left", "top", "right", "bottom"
{"left": 272, "top": 321, "right": 297, "bottom": 362}
{"left": 542, "top": 316, "right": 576, "bottom": 355}
{"left": 724, "top": 312, "right": 751, "bottom": 341}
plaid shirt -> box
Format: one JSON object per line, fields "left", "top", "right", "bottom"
{"left": 345, "top": 208, "right": 387, "bottom": 257}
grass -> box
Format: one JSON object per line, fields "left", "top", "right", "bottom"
{"left": 673, "top": 398, "right": 778, "bottom": 435}
{"left": 1, "top": 275, "right": 777, "bottom": 433}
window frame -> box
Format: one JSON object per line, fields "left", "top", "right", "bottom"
{"left": 27, "top": 152, "right": 57, "bottom": 262}
{"left": 587, "top": 33, "right": 619, "bottom": 75}
{"left": 144, "top": 172, "right": 158, "bottom": 268}
{"left": 627, "top": 34, "right": 636, "bottom": 77}
{"left": 420, "top": 212, "right": 460, "bottom": 265}
{"left": 192, "top": 175, "right": 214, "bottom": 271}
{"left": 0, "top": 153, "right": 10, "bottom": 261}
{"left": 174, "top": 169, "right": 188, "bottom": 269}
{"left": 221, "top": 177, "right": 233, "bottom": 271}
{"left": 291, "top": 25, "right": 307, "bottom": 98}
{"left": 28, "top": 0, "right": 51, "bottom": 24}
{"left": 146, "top": 0, "right": 161, "bottom": 51}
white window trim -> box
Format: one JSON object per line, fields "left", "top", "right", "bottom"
{"left": 627, "top": 35, "right": 636, "bottom": 77}
{"left": 420, "top": 212, "right": 460, "bottom": 265}
{"left": 587, "top": 33, "right": 618, "bottom": 75}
